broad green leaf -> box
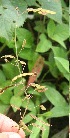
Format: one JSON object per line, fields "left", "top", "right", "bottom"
{"left": 41, "top": 92, "right": 48, "bottom": 103}
{"left": 14, "top": 78, "right": 26, "bottom": 96}
{"left": 25, "top": 0, "right": 36, "bottom": 6}
{"left": 38, "top": 0, "right": 62, "bottom": 23}
{"left": 45, "top": 85, "right": 68, "bottom": 107}
{"left": 0, "top": 80, "right": 11, "bottom": 88}
{"left": 51, "top": 105, "right": 68, "bottom": 117}
{"left": 46, "top": 51, "right": 60, "bottom": 78}
{"left": 2, "top": 61, "right": 20, "bottom": 79}
{"left": 0, "top": 102, "right": 9, "bottom": 114}
{"left": 54, "top": 57, "right": 69, "bottom": 80}
{"left": 52, "top": 24, "right": 69, "bottom": 48}
{"left": 61, "top": 0, "right": 66, "bottom": 7}
{"left": 36, "top": 34, "right": 52, "bottom": 53}
{"left": 30, "top": 117, "right": 43, "bottom": 138}
{"left": 22, "top": 98, "right": 36, "bottom": 113}
{"left": 62, "top": 7, "right": 69, "bottom": 22}
{"left": 34, "top": 21, "right": 46, "bottom": 33}
{"left": 28, "top": 87, "right": 40, "bottom": 96}
{"left": 19, "top": 48, "right": 35, "bottom": 60}
{"left": 50, "top": 105, "right": 68, "bottom": 117}
{"left": 28, "top": 52, "right": 39, "bottom": 71}
{"left": 47, "top": 22, "right": 69, "bottom": 48}
{"left": 0, "top": 0, "right": 27, "bottom": 40}
{"left": 60, "top": 82, "right": 69, "bottom": 95}
{"left": 0, "top": 89, "right": 13, "bottom": 104}
{"left": 10, "top": 0, "right": 27, "bottom": 13}
{"left": 43, "top": 105, "right": 68, "bottom": 118}
{"left": 22, "top": 112, "right": 36, "bottom": 124}
{"left": 54, "top": 57, "right": 69, "bottom": 72}
{"left": 42, "top": 119, "right": 50, "bottom": 138}
{"left": 0, "top": 69, "right": 6, "bottom": 84}
{"left": 6, "top": 38, "right": 15, "bottom": 48}
{"left": 47, "top": 20, "right": 56, "bottom": 38}
{"left": 10, "top": 96, "right": 22, "bottom": 112}
{"left": 52, "top": 46, "right": 67, "bottom": 59}
{"left": 16, "top": 28, "right": 34, "bottom": 48}
{"left": 0, "top": 37, "right": 6, "bottom": 44}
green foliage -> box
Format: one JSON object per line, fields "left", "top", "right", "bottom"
{"left": 2, "top": 61, "right": 20, "bottom": 79}
{"left": 0, "top": 70, "right": 6, "bottom": 84}
{"left": 54, "top": 57, "right": 69, "bottom": 80}
{"left": 36, "top": 34, "right": 52, "bottom": 52}
{"left": 0, "top": 0, "right": 69, "bottom": 137}
{"left": 47, "top": 20, "right": 69, "bottom": 48}
{"left": 38, "top": 0, "right": 62, "bottom": 23}
{"left": 10, "top": 96, "right": 22, "bottom": 112}
{"left": 16, "top": 28, "right": 34, "bottom": 48}
{"left": 0, "top": 102, "right": 9, "bottom": 114}
{"left": 0, "top": 89, "right": 13, "bottom": 104}
{"left": 0, "top": 0, "right": 27, "bottom": 40}
{"left": 30, "top": 117, "right": 44, "bottom": 138}
{"left": 45, "top": 85, "right": 68, "bottom": 107}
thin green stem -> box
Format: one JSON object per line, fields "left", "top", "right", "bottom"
{"left": 40, "top": 70, "right": 49, "bottom": 83}
{"left": 14, "top": 28, "right": 21, "bottom": 74}
{"left": 0, "top": 43, "right": 6, "bottom": 53}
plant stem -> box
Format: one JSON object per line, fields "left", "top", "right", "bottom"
{"left": 0, "top": 43, "right": 6, "bottom": 53}
{"left": 40, "top": 70, "right": 49, "bottom": 83}
{"left": 14, "top": 27, "right": 21, "bottom": 74}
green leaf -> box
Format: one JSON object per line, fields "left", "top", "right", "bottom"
{"left": 0, "top": 89, "right": 13, "bottom": 104}
{"left": 30, "top": 117, "right": 43, "bottom": 138}
{"left": 54, "top": 57, "right": 69, "bottom": 72}
{"left": 52, "top": 24, "right": 69, "bottom": 47}
{"left": 25, "top": 0, "right": 36, "bottom": 6}
{"left": 61, "top": 0, "right": 66, "bottom": 7}
{"left": 0, "top": 70, "right": 6, "bottom": 84}
{"left": 28, "top": 87, "right": 40, "bottom": 97}
{"left": 10, "top": 96, "right": 22, "bottom": 112}
{"left": 42, "top": 119, "right": 50, "bottom": 138}
{"left": 36, "top": 34, "right": 52, "bottom": 53}
{"left": 47, "top": 20, "right": 56, "bottom": 38}
{"left": 14, "top": 78, "right": 26, "bottom": 96}
{"left": 0, "top": 102, "right": 9, "bottom": 114}
{"left": 34, "top": 21, "right": 46, "bottom": 33}
{"left": 22, "top": 98, "right": 36, "bottom": 113}
{"left": 54, "top": 57, "right": 69, "bottom": 80}
{"left": 41, "top": 92, "right": 47, "bottom": 103}
{"left": 46, "top": 51, "right": 60, "bottom": 78}
{"left": 19, "top": 48, "right": 35, "bottom": 60}
{"left": 16, "top": 28, "right": 34, "bottom": 48}
{"left": 47, "top": 22, "right": 69, "bottom": 48}
{"left": 50, "top": 105, "right": 68, "bottom": 117}
{"left": 47, "top": 22, "right": 68, "bottom": 48}
{"left": 43, "top": 105, "right": 68, "bottom": 118}
{"left": 0, "top": 80, "right": 11, "bottom": 88}
{"left": 52, "top": 46, "right": 67, "bottom": 59}
{"left": 22, "top": 112, "right": 36, "bottom": 124}
{"left": 0, "top": 0, "right": 27, "bottom": 40}
{"left": 60, "top": 82, "right": 69, "bottom": 95}
{"left": 62, "top": 7, "right": 69, "bottom": 22}
{"left": 45, "top": 85, "right": 68, "bottom": 107}
{"left": 2, "top": 61, "right": 20, "bottom": 79}
{"left": 38, "top": 0, "right": 62, "bottom": 23}
{"left": 28, "top": 53, "right": 39, "bottom": 71}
